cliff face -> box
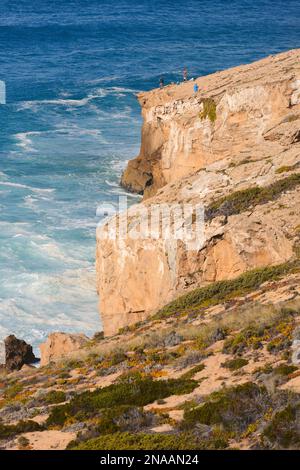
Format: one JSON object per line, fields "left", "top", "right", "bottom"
{"left": 121, "top": 49, "right": 300, "bottom": 198}
{"left": 98, "top": 49, "right": 300, "bottom": 336}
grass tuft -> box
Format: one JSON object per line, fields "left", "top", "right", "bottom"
{"left": 199, "top": 98, "right": 217, "bottom": 123}
{"left": 155, "top": 261, "right": 299, "bottom": 319}
{"left": 206, "top": 173, "right": 300, "bottom": 220}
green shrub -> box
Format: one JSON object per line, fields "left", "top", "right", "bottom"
{"left": 181, "top": 382, "right": 270, "bottom": 433}
{"left": 70, "top": 431, "right": 197, "bottom": 450}
{"left": 276, "top": 165, "right": 295, "bottom": 174}
{"left": 4, "top": 383, "right": 23, "bottom": 400}
{"left": 221, "top": 358, "right": 249, "bottom": 371}
{"left": 0, "top": 420, "right": 42, "bottom": 439}
{"left": 156, "top": 261, "right": 299, "bottom": 319}
{"left": 17, "top": 436, "right": 30, "bottom": 448}
{"left": 180, "top": 364, "right": 205, "bottom": 379}
{"left": 69, "top": 431, "right": 228, "bottom": 450}
{"left": 273, "top": 364, "right": 298, "bottom": 376}
{"left": 206, "top": 173, "right": 300, "bottom": 220}
{"left": 96, "top": 406, "right": 156, "bottom": 435}
{"left": 199, "top": 98, "right": 217, "bottom": 123}
{"left": 108, "top": 349, "right": 127, "bottom": 366}
{"left": 263, "top": 405, "right": 300, "bottom": 448}
{"left": 223, "top": 312, "right": 295, "bottom": 355}
{"left": 47, "top": 377, "right": 197, "bottom": 427}
{"left": 43, "top": 390, "right": 66, "bottom": 404}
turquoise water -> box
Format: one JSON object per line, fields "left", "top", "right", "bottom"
{"left": 0, "top": 0, "right": 299, "bottom": 350}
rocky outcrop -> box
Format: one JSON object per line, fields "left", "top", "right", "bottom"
{"left": 5, "top": 335, "right": 38, "bottom": 372}
{"left": 121, "top": 49, "right": 300, "bottom": 199}
{"left": 98, "top": 49, "right": 300, "bottom": 336}
{"left": 39, "top": 332, "right": 89, "bottom": 366}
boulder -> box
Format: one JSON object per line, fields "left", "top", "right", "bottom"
{"left": 4, "top": 335, "right": 38, "bottom": 372}
{"left": 39, "top": 332, "right": 89, "bottom": 366}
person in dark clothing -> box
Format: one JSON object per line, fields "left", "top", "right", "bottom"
{"left": 183, "top": 67, "right": 188, "bottom": 81}
{"left": 159, "top": 77, "right": 164, "bottom": 88}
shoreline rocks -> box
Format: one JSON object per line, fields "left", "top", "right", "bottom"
{"left": 4, "top": 335, "right": 38, "bottom": 372}
{"left": 39, "top": 332, "right": 89, "bottom": 366}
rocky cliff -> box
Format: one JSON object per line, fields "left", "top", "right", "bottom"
{"left": 97, "top": 49, "right": 300, "bottom": 336}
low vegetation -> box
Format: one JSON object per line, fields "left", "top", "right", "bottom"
{"left": 156, "top": 261, "right": 299, "bottom": 319}
{"left": 180, "top": 382, "right": 270, "bottom": 433}
{"left": 69, "top": 430, "right": 230, "bottom": 450}
{"left": 43, "top": 390, "right": 66, "bottom": 405}
{"left": 223, "top": 307, "right": 296, "bottom": 355}
{"left": 199, "top": 98, "right": 217, "bottom": 123}
{"left": 0, "top": 420, "right": 42, "bottom": 440}
{"left": 275, "top": 164, "right": 299, "bottom": 174}
{"left": 206, "top": 173, "right": 300, "bottom": 220}
{"left": 46, "top": 377, "right": 197, "bottom": 427}
{"left": 221, "top": 358, "right": 249, "bottom": 371}
{"left": 263, "top": 404, "right": 300, "bottom": 449}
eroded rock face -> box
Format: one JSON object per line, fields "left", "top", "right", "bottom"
{"left": 121, "top": 49, "right": 300, "bottom": 198}
{"left": 5, "top": 335, "right": 37, "bottom": 372}
{"left": 39, "top": 332, "right": 89, "bottom": 366}
{"left": 98, "top": 49, "right": 300, "bottom": 336}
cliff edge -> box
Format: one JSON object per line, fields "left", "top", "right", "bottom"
{"left": 98, "top": 49, "right": 300, "bottom": 336}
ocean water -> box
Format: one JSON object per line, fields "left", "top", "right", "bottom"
{"left": 0, "top": 0, "right": 299, "bottom": 353}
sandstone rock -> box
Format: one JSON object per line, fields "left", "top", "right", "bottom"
{"left": 39, "top": 332, "right": 89, "bottom": 367}
{"left": 292, "top": 328, "right": 300, "bottom": 365}
{"left": 121, "top": 49, "right": 300, "bottom": 199}
{"left": 4, "top": 335, "right": 38, "bottom": 372}
{"left": 97, "top": 49, "right": 300, "bottom": 336}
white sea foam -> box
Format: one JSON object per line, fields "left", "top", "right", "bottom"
{"left": 16, "top": 86, "right": 140, "bottom": 112}
{"left": 105, "top": 179, "right": 119, "bottom": 187}
{"left": 17, "top": 89, "right": 107, "bottom": 110}
{"left": 111, "top": 158, "right": 128, "bottom": 173}
{"left": 0, "top": 180, "right": 55, "bottom": 194}
{"left": 30, "top": 240, "right": 71, "bottom": 262}
{"left": 15, "top": 127, "right": 108, "bottom": 148}
{"left": 14, "top": 131, "right": 38, "bottom": 152}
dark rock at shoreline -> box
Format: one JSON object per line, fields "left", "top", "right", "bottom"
{"left": 4, "top": 335, "right": 38, "bottom": 372}
{"left": 92, "top": 331, "right": 104, "bottom": 341}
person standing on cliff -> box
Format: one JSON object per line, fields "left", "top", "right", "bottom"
{"left": 183, "top": 67, "right": 188, "bottom": 82}
{"left": 194, "top": 82, "right": 199, "bottom": 94}
{"left": 159, "top": 77, "right": 164, "bottom": 88}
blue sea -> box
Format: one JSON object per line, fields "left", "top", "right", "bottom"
{"left": 0, "top": 0, "right": 299, "bottom": 352}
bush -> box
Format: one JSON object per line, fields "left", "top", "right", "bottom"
{"left": 180, "top": 382, "right": 270, "bottom": 433}
{"left": 275, "top": 165, "right": 296, "bottom": 174}
{"left": 43, "top": 390, "right": 66, "bottom": 404}
{"left": 273, "top": 364, "right": 298, "bottom": 376}
{"left": 47, "top": 377, "right": 197, "bottom": 427}
{"left": 17, "top": 436, "right": 30, "bottom": 449}
{"left": 0, "top": 420, "right": 42, "bottom": 439}
{"left": 199, "top": 98, "right": 217, "bottom": 123}
{"left": 4, "top": 383, "right": 23, "bottom": 400}
{"left": 206, "top": 173, "right": 300, "bottom": 220}
{"left": 175, "top": 351, "right": 205, "bottom": 369}
{"left": 69, "top": 431, "right": 228, "bottom": 450}
{"left": 221, "top": 358, "right": 249, "bottom": 371}
{"left": 156, "top": 261, "right": 299, "bottom": 319}
{"left": 223, "top": 312, "right": 295, "bottom": 355}
{"left": 263, "top": 405, "right": 300, "bottom": 448}
{"left": 180, "top": 364, "right": 205, "bottom": 379}
{"left": 96, "top": 406, "right": 156, "bottom": 435}
{"left": 70, "top": 431, "right": 196, "bottom": 450}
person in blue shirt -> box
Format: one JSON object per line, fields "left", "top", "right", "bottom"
{"left": 194, "top": 82, "right": 199, "bottom": 94}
